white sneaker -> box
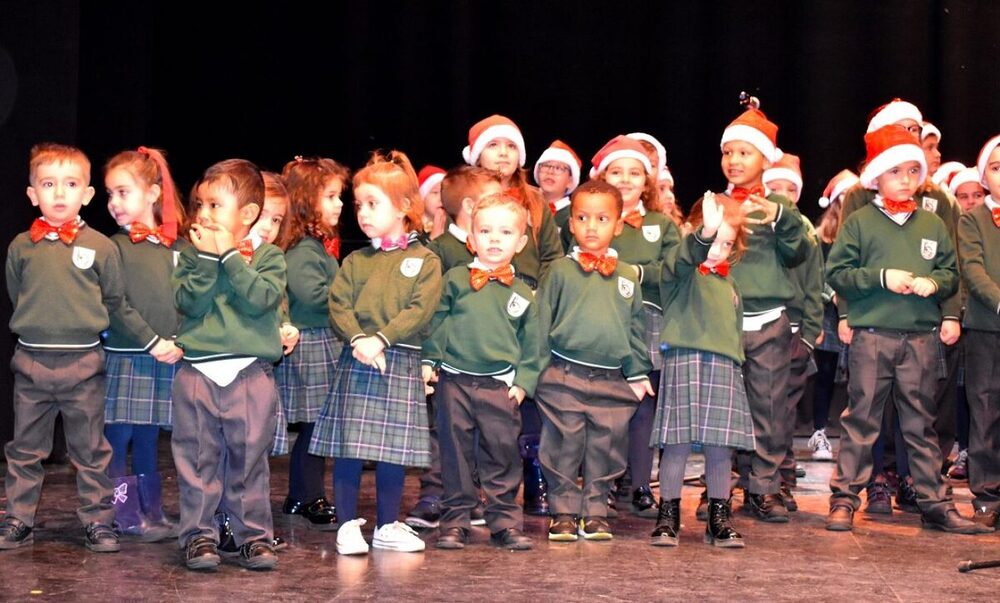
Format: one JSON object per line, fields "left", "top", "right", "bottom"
{"left": 372, "top": 521, "right": 426, "bottom": 552}
{"left": 336, "top": 518, "right": 369, "bottom": 555}
{"left": 808, "top": 429, "right": 833, "bottom": 461}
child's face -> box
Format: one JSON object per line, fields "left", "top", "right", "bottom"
{"left": 470, "top": 205, "right": 528, "bottom": 269}
{"left": 318, "top": 177, "right": 344, "bottom": 228}
{"left": 194, "top": 180, "right": 257, "bottom": 239}
{"left": 704, "top": 220, "right": 737, "bottom": 268}
{"left": 875, "top": 161, "right": 922, "bottom": 201}
{"left": 766, "top": 178, "right": 800, "bottom": 204}
{"left": 105, "top": 166, "right": 157, "bottom": 227}
{"left": 537, "top": 161, "right": 573, "bottom": 199}
{"left": 921, "top": 135, "right": 942, "bottom": 175}
{"left": 422, "top": 181, "right": 443, "bottom": 219}
{"left": 721, "top": 141, "right": 768, "bottom": 188}
{"left": 27, "top": 160, "right": 95, "bottom": 227}
{"left": 955, "top": 182, "right": 985, "bottom": 213}
{"left": 355, "top": 183, "right": 405, "bottom": 240}
{"left": 478, "top": 138, "right": 519, "bottom": 180}
{"left": 253, "top": 195, "right": 287, "bottom": 244}
{"left": 569, "top": 192, "right": 623, "bottom": 256}
{"left": 984, "top": 147, "right": 1000, "bottom": 199}
{"left": 604, "top": 158, "right": 646, "bottom": 210}
{"left": 657, "top": 179, "right": 675, "bottom": 207}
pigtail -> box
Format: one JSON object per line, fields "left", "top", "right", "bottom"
{"left": 137, "top": 146, "right": 184, "bottom": 241}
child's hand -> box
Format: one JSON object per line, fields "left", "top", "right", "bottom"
{"left": 815, "top": 332, "right": 825, "bottom": 347}
{"left": 940, "top": 319, "right": 961, "bottom": 345}
{"left": 189, "top": 224, "right": 218, "bottom": 254}
{"left": 701, "top": 191, "right": 724, "bottom": 238}
{"left": 351, "top": 335, "right": 386, "bottom": 367}
{"left": 373, "top": 352, "right": 387, "bottom": 374}
{"left": 741, "top": 194, "right": 780, "bottom": 226}
{"left": 210, "top": 224, "right": 236, "bottom": 253}
{"left": 910, "top": 276, "right": 938, "bottom": 298}
{"left": 150, "top": 339, "right": 183, "bottom": 364}
{"left": 629, "top": 378, "right": 655, "bottom": 401}
{"left": 280, "top": 323, "right": 300, "bottom": 355}
{"left": 430, "top": 208, "right": 449, "bottom": 240}
{"left": 508, "top": 385, "right": 526, "bottom": 405}
{"left": 837, "top": 319, "right": 853, "bottom": 345}
{"left": 421, "top": 365, "right": 437, "bottom": 395}
{"left": 884, "top": 269, "right": 915, "bottom": 294}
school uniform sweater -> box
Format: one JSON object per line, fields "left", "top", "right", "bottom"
{"left": 285, "top": 236, "right": 339, "bottom": 328}
{"left": 172, "top": 243, "right": 286, "bottom": 362}
{"left": 784, "top": 216, "right": 825, "bottom": 348}
{"left": 958, "top": 200, "right": 1000, "bottom": 332}
{"left": 827, "top": 204, "right": 958, "bottom": 331}
{"left": 517, "top": 208, "right": 563, "bottom": 283}
{"left": 427, "top": 224, "right": 474, "bottom": 273}
{"left": 610, "top": 211, "right": 681, "bottom": 311}
{"left": 536, "top": 255, "right": 651, "bottom": 381}
{"left": 6, "top": 223, "right": 157, "bottom": 351}
{"left": 422, "top": 265, "right": 543, "bottom": 397}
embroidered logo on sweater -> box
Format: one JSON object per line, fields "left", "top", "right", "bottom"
{"left": 921, "top": 238, "right": 937, "bottom": 260}
{"left": 506, "top": 292, "right": 529, "bottom": 318}
{"left": 400, "top": 257, "right": 423, "bottom": 278}
{"left": 618, "top": 276, "right": 635, "bottom": 299}
{"left": 642, "top": 224, "right": 661, "bottom": 243}
{"left": 72, "top": 246, "right": 95, "bottom": 269}
{"left": 922, "top": 196, "right": 938, "bottom": 213}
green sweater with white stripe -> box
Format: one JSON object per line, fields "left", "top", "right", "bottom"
{"left": 285, "top": 236, "right": 339, "bottom": 328}
{"left": 958, "top": 202, "right": 1000, "bottom": 332}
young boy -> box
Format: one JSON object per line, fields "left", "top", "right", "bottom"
{"left": 533, "top": 140, "right": 582, "bottom": 234}
{"left": 826, "top": 125, "right": 989, "bottom": 534}
{"left": 2, "top": 143, "right": 172, "bottom": 552}
{"left": 172, "top": 159, "right": 288, "bottom": 570}
{"left": 535, "top": 180, "right": 653, "bottom": 541}
{"left": 422, "top": 193, "right": 542, "bottom": 551}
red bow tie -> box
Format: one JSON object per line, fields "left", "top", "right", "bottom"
{"left": 129, "top": 222, "right": 175, "bottom": 247}
{"left": 990, "top": 207, "right": 1000, "bottom": 228}
{"left": 30, "top": 218, "right": 80, "bottom": 245}
{"left": 883, "top": 198, "right": 917, "bottom": 215}
{"left": 698, "top": 261, "right": 730, "bottom": 277}
{"left": 379, "top": 235, "right": 410, "bottom": 251}
{"left": 548, "top": 201, "right": 558, "bottom": 216}
{"left": 578, "top": 252, "right": 617, "bottom": 277}
{"left": 469, "top": 264, "right": 515, "bottom": 291}
{"left": 622, "top": 211, "right": 644, "bottom": 229}
{"left": 730, "top": 186, "right": 765, "bottom": 202}
{"left": 237, "top": 239, "right": 254, "bottom": 263}
{"left": 323, "top": 237, "right": 341, "bottom": 259}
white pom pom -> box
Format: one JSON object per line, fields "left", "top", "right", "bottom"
{"left": 818, "top": 196, "right": 830, "bottom": 209}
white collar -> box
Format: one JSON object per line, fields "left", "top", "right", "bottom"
{"left": 448, "top": 222, "right": 469, "bottom": 243}
{"left": 873, "top": 194, "right": 913, "bottom": 226}
{"left": 985, "top": 195, "right": 1000, "bottom": 212}
{"left": 552, "top": 196, "right": 571, "bottom": 212}
{"left": 622, "top": 201, "right": 646, "bottom": 217}
{"left": 468, "top": 257, "right": 517, "bottom": 273}
{"left": 243, "top": 229, "right": 263, "bottom": 251}
{"left": 569, "top": 246, "right": 618, "bottom": 261}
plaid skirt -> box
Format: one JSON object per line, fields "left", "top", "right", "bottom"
{"left": 271, "top": 394, "right": 289, "bottom": 456}
{"left": 275, "top": 327, "right": 342, "bottom": 423}
{"left": 308, "top": 346, "right": 430, "bottom": 467}
{"left": 104, "top": 352, "right": 175, "bottom": 426}
{"left": 651, "top": 348, "right": 755, "bottom": 450}
{"left": 643, "top": 305, "right": 664, "bottom": 367}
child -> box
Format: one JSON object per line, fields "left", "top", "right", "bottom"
{"left": 254, "top": 172, "right": 292, "bottom": 249}
{"left": 921, "top": 121, "right": 943, "bottom": 177}
{"left": 825, "top": 125, "right": 989, "bottom": 534}
{"left": 426, "top": 166, "right": 503, "bottom": 272}
{"left": 533, "top": 140, "right": 582, "bottom": 234}
{"left": 535, "top": 180, "right": 654, "bottom": 542}
{"left": 309, "top": 150, "right": 443, "bottom": 555}
{"left": 275, "top": 157, "right": 349, "bottom": 531}
{"left": 102, "top": 147, "right": 187, "bottom": 543}
{"left": 423, "top": 193, "right": 542, "bottom": 551}
{"left": 957, "top": 134, "right": 1000, "bottom": 528}
{"left": 651, "top": 191, "right": 753, "bottom": 548}
{"left": 951, "top": 166, "right": 986, "bottom": 213}
{"left": 418, "top": 165, "right": 446, "bottom": 236}
{"left": 658, "top": 166, "right": 685, "bottom": 231}
{"left": 933, "top": 161, "right": 966, "bottom": 189}
{"left": 2, "top": 143, "right": 168, "bottom": 553}
{"left": 172, "top": 159, "right": 287, "bottom": 570}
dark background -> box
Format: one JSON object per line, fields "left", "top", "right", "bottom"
{"left": 2, "top": 0, "right": 1000, "bottom": 447}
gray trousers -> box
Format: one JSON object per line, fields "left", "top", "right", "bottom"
{"left": 436, "top": 372, "right": 522, "bottom": 532}
{"left": 4, "top": 347, "right": 113, "bottom": 527}
{"left": 829, "top": 329, "right": 952, "bottom": 516}
{"left": 964, "top": 330, "right": 1000, "bottom": 512}
{"left": 171, "top": 361, "right": 278, "bottom": 547}
{"left": 418, "top": 393, "right": 444, "bottom": 500}
{"left": 780, "top": 334, "right": 812, "bottom": 485}
{"left": 536, "top": 359, "right": 636, "bottom": 518}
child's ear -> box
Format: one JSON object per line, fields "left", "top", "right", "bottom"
{"left": 240, "top": 202, "right": 261, "bottom": 226}
{"left": 145, "top": 183, "right": 162, "bottom": 206}
{"left": 26, "top": 186, "right": 39, "bottom": 207}
{"left": 515, "top": 233, "right": 528, "bottom": 254}
{"left": 613, "top": 216, "right": 625, "bottom": 236}
{"left": 81, "top": 186, "right": 96, "bottom": 206}
{"left": 461, "top": 197, "right": 476, "bottom": 216}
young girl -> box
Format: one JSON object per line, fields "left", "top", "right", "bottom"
{"left": 658, "top": 166, "right": 686, "bottom": 232}
{"left": 275, "top": 157, "right": 348, "bottom": 531}
{"left": 309, "top": 151, "right": 443, "bottom": 555}
{"left": 418, "top": 164, "right": 446, "bottom": 237}
{"left": 103, "top": 146, "right": 186, "bottom": 542}
{"left": 651, "top": 191, "right": 753, "bottom": 548}
{"left": 254, "top": 172, "right": 292, "bottom": 249}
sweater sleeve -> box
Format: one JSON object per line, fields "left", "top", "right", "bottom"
{"left": 421, "top": 273, "right": 455, "bottom": 368}
{"left": 928, "top": 222, "right": 959, "bottom": 301}
{"left": 799, "top": 238, "right": 826, "bottom": 348}
{"left": 100, "top": 245, "right": 159, "bottom": 350}
{"left": 959, "top": 212, "right": 1000, "bottom": 315}
{"left": 513, "top": 293, "right": 544, "bottom": 397}
{"left": 287, "top": 242, "right": 337, "bottom": 316}
{"left": 773, "top": 200, "right": 809, "bottom": 268}
{"left": 536, "top": 210, "right": 564, "bottom": 281}
{"left": 826, "top": 214, "right": 883, "bottom": 301}
{"left": 173, "top": 245, "right": 221, "bottom": 319}
{"left": 623, "top": 282, "right": 653, "bottom": 381}
{"left": 377, "top": 253, "right": 444, "bottom": 347}
{"left": 636, "top": 219, "right": 681, "bottom": 286}
{"left": 219, "top": 246, "right": 286, "bottom": 317}
{"left": 6, "top": 240, "right": 21, "bottom": 305}
{"left": 328, "top": 253, "right": 366, "bottom": 342}
{"left": 662, "top": 227, "right": 713, "bottom": 284}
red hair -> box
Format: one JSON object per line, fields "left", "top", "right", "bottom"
{"left": 353, "top": 150, "right": 423, "bottom": 233}
{"left": 30, "top": 142, "right": 91, "bottom": 185}
{"left": 104, "top": 147, "right": 186, "bottom": 240}
{"left": 687, "top": 194, "right": 748, "bottom": 263}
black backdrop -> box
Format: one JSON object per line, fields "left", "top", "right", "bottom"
{"left": 2, "top": 0, "right": 1000, "bottom": 447}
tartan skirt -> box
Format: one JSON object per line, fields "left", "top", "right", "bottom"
{"left": 651, "top": 348, "right": 755, "bottom": 450}
{"left": 275, "top": 327, "right": 342, "bottom": 424}
{"left": 271, "top": 394, "right": 289, "bottom": 456}
{"left": 104, "top": 352, "right": 175, "bottom": 426}
{"left": 308, "top": 346, "right": 430, "bottom": 467}
{"left": 643, "top": 305, "right": 664, "bottom": 368}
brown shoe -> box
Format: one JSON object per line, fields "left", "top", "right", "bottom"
{"left": 826, "top": 503, "right": 854, "bottom": 532}
{"left": 972, "top": 506, "right": 999, "bottom": 529}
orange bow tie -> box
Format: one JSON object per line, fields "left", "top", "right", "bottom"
{"left": 578, "top": 252, "right": 617, "bottom": 277}
{"left": 991, "top": 208, "right": 1000, "bottom": 228}
{"left": 129, "top": 222, "right": 175, "bottom": 247}
{"left": 548, "top": 201, "right": 558, "bottom": 216}
{"left": 237, "top": 239, "right": 254, "bottom": 263}
{"left": 730, "top": 186, "right": 765, "bottom": 202}
{"left": 883, "top": 198, "right": 917, "bottom": 215}
{"left": 30, "top": 218, "right": 80, "bottom": 245}
{"left": 622, "top": 211, "right": 644, "bottom": 229}
{"left": 698, "top": 261, "right": 730, "bottom": 277}
{"left": 469, "top": 264, "right": 515, "bottom": 291}
{"left": 323, "top": 236, "right": 341, "bottom": 259}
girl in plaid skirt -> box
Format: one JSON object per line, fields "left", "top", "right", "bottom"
{"left": 309, "top": 150, "right": 443, "bottom": 555}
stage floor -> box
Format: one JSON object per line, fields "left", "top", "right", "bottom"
{"left": 1, "top": 437, "right": 998, "bottom": 602}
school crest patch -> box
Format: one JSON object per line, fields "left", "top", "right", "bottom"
{"left": 642, "top": 224, "right": 661, "bottom": 243}
{"left": 922, "top": 196, "right": 938, "bottom": 213}
{"left": 921, "top": 238, "right": 937, "bottom": 260}
{"left": 400, "top": 257, "right": 423, "bottom": 278}
{"left": 618, "top": 276, "right": 635, "bottom": 299}
{"left": 72, "top": 246, "right": 95, "bottom": 269}
{"left": 506, "top": 292, "right": 529, "bottom": 318}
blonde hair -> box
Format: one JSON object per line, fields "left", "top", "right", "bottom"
{"left": 29, "top": 142, "right": 90, "bottom": 185}
{"left": 353, "top": 150, "right": 423, "bottom": 232}
{"left": 471, "top": 193, "right": 529, "bottom": 234}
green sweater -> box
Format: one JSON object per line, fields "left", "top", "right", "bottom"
{"left": 536, "top": 255, "right": 651, "bottom": 380}
{"left": 427, "top": 226, "right": 474, "bottom": 273}
{"left": 7, "top": 224, "right": 157, "bottom": 351}
{"left": 422, "top": 265, "right": 543, "bottom": 396}
{"left": 285, "top": 236, "right": 339, "bottom": 328}
{"left": 827, "top": 205, "right": 957, "bottom": 331}
{"left": 659, "top": 228, "right": 745, "bottom": 364}
{"left": 611, "top": 212, "right": 681, "bottom": 310}
{"left": 785, "top": 216, "right": 825, "bottom": 348}
{"left": 173, "top": 243, "right": 287, "bottom": 362}
{"left": 958, "top": 202, "right": 1000, "bottom": 331}
{"left": 329, "top": 239, "right": 443, "bottom": 349}
{"left": 518, "top": 208, "right": 563, "bottom": 283}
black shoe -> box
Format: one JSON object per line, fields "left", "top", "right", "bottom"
{"left": 239, "top": 539, "right": 277, "bottom": 570}
{"left": 0, "top": 517, "right": 33, "bottom": 550}
{"left": 272, "top": 536, "right": 287, "bottom": 551}
{"left": 895, "top": 481, "right": 920, "bottom": 514}
{"left": 650, "top": 499, "right": 680, "bottom": 547}
{"left": 405, "top": 497, "right": 442, "bottom": 529}
{"left": 972, "top": 506, "right": 999, "bottom": 529}
{"left": 548, "top": 514, "right": 578, "bottom": 542}
{"left": 826, "top": 503, "right": 854, "bottom": 532}
{"left": 695, "top": 489, "right": 709, "bottom": 522}
{"left": 614, "top": 474, "right": 632, "bottom": 501}
{"left": 185, "top": 536, "right": 220, "bottom": 571}
{"left": 216, "top": 512, "right": 237, "bottom": 553}
{"left": 85, "top": 523, "right": 120, "bottom": 553}
{"left": 520, "top": 442, "right": 551, "bottom": 517}
{"left": 606, "top": 492, "right": 619, "bottom": 519}
{"left": 435, "top": 526, "right": 469, "bottom": 550}
{"left": 632, "top": 486, "right": 658, "bottom": 518}
{"left": 922, "top": 509, "right": 995, "bottom": 535}
{"left": 578, "top": 516, "right": 613, "bottom": 541}
{"left": 742, "top": 493, "right": 789, "bottom": 523}
{"left": 491, "top": 527, "right": 533, "bottom": 550}
{"left": 705, "top": 498, "right": 744, "bottom": 548}
{"left": 778, "top": 483, "right": 798, "bottom": 512}
{"left": 864, "top": 481, "right": 893, "bottom": 515}
{"left": 299, "top": 497, "right": 338, "bottom": 531}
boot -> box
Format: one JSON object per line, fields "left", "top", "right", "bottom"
{"left": 136, "top": 472, "right": 175, "bottom": 541}
{"left": 705, "top": 498, "right": 744, "bottom": 548}
{"left": 519, "top": 435, "right": 550, "bottom": 516}
{"left": 111, "top": 475, "right": 151, "bottom": 540}
{"left": 649, "top": 498, "right": 680, "bottom": 546}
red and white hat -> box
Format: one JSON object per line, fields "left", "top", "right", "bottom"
{"left": 948, "top": 167, "right": 982, "bottom": 195}
{"left": 763, "top": 152, "right": 803, "bottom": 191}
{"left": 533, "top": 140, "right": 582, "bottom": 193}
{"left": 417, "top": 165, "right": 446, "bottom": 199}
{"left": 462, "top": 114, "right": 526, "bottom": 167}
{"left": 626, "top": 132, "right": 667, "bottom": 174}
{"left": 921, "top": 121, "right": 942, "bottom": 142}
{"left": 720, "top": 108, "right": 781, "bottom": 163}
{"left": 976, "top": 134, "right": 1000, "bottom": 187}
{"left": 866, "top": 99, "right": 923, "bottom": 133}
{"left": 658, "top": 166, "right": 674, "bottom": 184}
{"left": 931, "top": 161, "right": 965, "bottom": 187}
{"left": 818, "top": 170, "right": 860, "bottom": 208}
{"left": 589, "top": 135, "right": 653, "bottom": 178}
{"left": 859, "top": 125, "right": 927, "bottom": 190}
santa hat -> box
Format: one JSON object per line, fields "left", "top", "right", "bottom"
{"left": 462, "top": 114, "right": 526, "bottom": 167}
{"left": 976, "top": 134, "right": 1000, "bottom": 187}
{"left": 858, "top": 125, "right": 927, "bottom": 190}
{"left": 931, "top": 161, "right": 965, "bottom": 187}
{"left": 866, "top": 99, "right": 922, "bottom": 133}
{"left": 417, "top": 165, "right": 446, "bottom": 199}
{"left": 720, "top": 108, "right": 781, "bottom": 163}
{"left": 589, "top": 135, "right": 653, "bottom": 178}
{"left": 533, "top": 140, "right": 582, "bottom": 193}
{"left": 763, "top": 152, "right": 803, "bottom": 191}
{"left": 658, "top": 166, "right": 674, "bottom": 184}
{"left": 948, "top": 167, "right": 982, "bottom": 195}
{"left": 626, "top": 132, "right": 667, "bottom": 174}
{"left": 818, "top": 170, "right": 860, "bottom": 208}
{"left": 921, "top": 121, "right": 942, "bottom": 142}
